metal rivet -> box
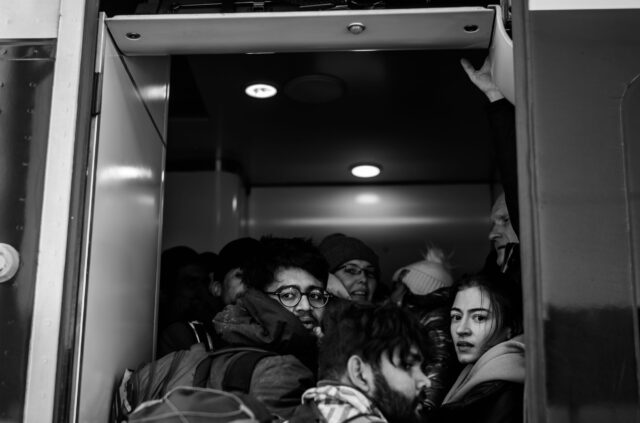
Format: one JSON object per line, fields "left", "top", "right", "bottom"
{"left": 347, "top": 23, "right": 366, "bottom": 35}
{"left": 464, "top": 24, "right": 479, "bottom": 33}
{"left": 126, "top": 32, "right": 142, "bottom": 40}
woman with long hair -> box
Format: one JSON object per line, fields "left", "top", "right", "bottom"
{"left": 432, "top": 274, "right": 524, "bottom": 423}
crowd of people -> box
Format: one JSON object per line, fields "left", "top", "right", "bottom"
{"left": 150, "top": 56, "right": 524, "bottom": 423}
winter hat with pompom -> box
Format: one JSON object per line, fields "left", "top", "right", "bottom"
{"left": 392, "top": 247, "right": 453, "bottom": 296}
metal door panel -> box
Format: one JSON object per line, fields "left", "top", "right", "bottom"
{"left": 0, "top": 39, "right": 55, "bottom": 423}
{"left": 515, "top": 6, "right": 640, "bottom": 421}
{"left": 122, "top": 55, "right": 171, "bottom": 139}
{"left": 75, "top": 34, "right": 168, "bottom": 422}
{"left": 622, "top": 76, "right": 640, "bottom": 308}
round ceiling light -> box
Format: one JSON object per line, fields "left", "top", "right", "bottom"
{"left": 245, "top": 83, "right": 277, "bottom": 99}
{"left": 350, "top": 164, "right": 381, "bottom": 178}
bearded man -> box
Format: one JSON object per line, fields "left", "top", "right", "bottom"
{"left": 290, "top": 301, "right": 430, "bottom": 423}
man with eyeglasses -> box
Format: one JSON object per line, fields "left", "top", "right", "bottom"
{"left": 210, "top": 236, "right": 331, "bottom": 420}
{"left": 319, "top": 233, "right": 380, "bottom": 303}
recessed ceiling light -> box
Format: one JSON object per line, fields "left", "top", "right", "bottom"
{"left": 350, "top": 164, "right": 381, "bottom": 178}
{"left": 245, "top": 83, "right": 277, "bottom": 99}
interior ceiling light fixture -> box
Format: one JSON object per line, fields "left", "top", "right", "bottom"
{"left": 245, "top": 83, "right": 277, "bottom": 99}
{"left": 350, "top": 164, "right": 381, "bottom": 179}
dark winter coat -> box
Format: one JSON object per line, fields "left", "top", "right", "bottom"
{"left": 430, "top": 335, "right": 525, "bottom": 423}
{"left": 210, "top": 289, "right": 318, "bottom": 419}
{"left": 402, "top": 287, "right": 462, "bottom": 410}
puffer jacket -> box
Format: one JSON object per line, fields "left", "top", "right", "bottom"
{"left": 210, "top": 289, "right": 318, "bottom": 419}
{"left": 402, "top": 287, "right": 461, "bottom": 411}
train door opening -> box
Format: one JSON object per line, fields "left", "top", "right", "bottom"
{"left": 70, "top": 5, "right": 519, "bottom": 422}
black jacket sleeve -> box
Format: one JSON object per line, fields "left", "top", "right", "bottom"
{"left": 487, "top": 99, "right": 519, "bottom": 237}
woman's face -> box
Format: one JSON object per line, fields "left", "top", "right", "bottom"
{"left": 450, "top": 286, "right": 509, "bottom": 364}
{"left": 333, "top": 259, "right": 377, "bottom": 303}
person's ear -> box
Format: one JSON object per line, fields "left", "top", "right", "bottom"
{"left": 209, "top": 280, "right": 222, "bottom": 297}
{"left": 346, "top": 355, "right": 375, "bottom": 393}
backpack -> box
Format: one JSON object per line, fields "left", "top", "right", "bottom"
{"left": 113, "top": 343, "right": 276, "bottom": 422}
{"left": 126, "top": 386, "right": 274, "bottom": 422}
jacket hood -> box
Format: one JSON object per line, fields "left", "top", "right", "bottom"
{"left": 443, "top": 335, "right": 525, "bottom": 404}
{"left": 213, "top": 289, "right": 318, "bottom": 365}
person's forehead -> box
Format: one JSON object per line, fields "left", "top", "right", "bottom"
{"left": 342, "top": 259, "right": 374, "bottom": 269}
{"left": 453, "top": 286, "right": 492, "bottom": 311}
{"left": 389, "top": 345, "right": 422, "bottom": 364}
{"left": 272, "top": 267, "right": 322, "bottom": 290}
{"left": 491, "top": 194, "right": 508, "bottom": 213}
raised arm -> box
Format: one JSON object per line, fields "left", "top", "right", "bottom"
{"left": 461, "top": 56, "right": 519, "bottom": 236}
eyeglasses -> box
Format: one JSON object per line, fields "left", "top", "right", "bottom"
{"left": 265, "top": 285, "right": 332, "bottom": 309}
{"left": 336, "top": 263, "right": 377, "bottom": 280}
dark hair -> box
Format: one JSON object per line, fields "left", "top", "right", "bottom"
{"left": 451, "top": 274, "right": 523, "bottom": 342}
{"left": 244, "top": 236, "right": 329, "bottom": 291}
{"left": 318, "top": 301, "right": 426, "bottom": 380}
{"left": 214, "top": 237, "right": 264, "bottom": 282}
{"left": 158, "top": 246, "right": 214, "bottom": 331}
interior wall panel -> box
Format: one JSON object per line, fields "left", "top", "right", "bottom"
{"left": 162, "top": 171, "right": 248, "bottom": 253}
{"left": 248, "top": 184, "right": 491, "bottom": 284}
{"left": 75, "top": 35, "right": 168, "bottom": 422}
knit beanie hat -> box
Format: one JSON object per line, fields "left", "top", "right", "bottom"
{"left": 318, "top": 233, "right": 379, "bottom": 274}
{"left": 392, "top": 247, "right": 453, "bottom": 296}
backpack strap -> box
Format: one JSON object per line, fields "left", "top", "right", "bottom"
{"left": 157, "top": 350, "right": 187, "bottom": 398}
{"left": 188, "top": 321, "right": 214, "bottom": 351}
{"left": 221, "top": 349, "right": 276, "bottom": 393}
{"left": 343, "top": 415, "right": 386, "bottom": 423}
{"left": 192, "top": 355, "right": 215, "bottom": 388}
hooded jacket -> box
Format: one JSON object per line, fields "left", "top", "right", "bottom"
{"left": 432, "top": 335, "right": 525, "bottom": 423}
{"left": 209, "top": 289, "right": 318, "bottom": 419}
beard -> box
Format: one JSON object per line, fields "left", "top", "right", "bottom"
{"left": 371, "top": 370, "right": 421, "bottom": 423}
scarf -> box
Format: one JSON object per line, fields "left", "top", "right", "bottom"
{"left": 443, "top": 335, "right": 525, "bottom": 404}
{"left": 301, "top": 382, "right": 388, "bottom": 423}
